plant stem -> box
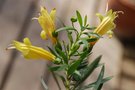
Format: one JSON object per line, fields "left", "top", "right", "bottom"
{"left": 66, "top": 72, "right": 70, "bottom": 90}
{"left": 66, "top": 80, "right": 70, "bottom": 90}
{"left": 51, "top": 71, "right": 61, "bottom": 90}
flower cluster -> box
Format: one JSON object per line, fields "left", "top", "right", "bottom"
{"left": 8, "top": 6, "right": 118, "bottom": 90}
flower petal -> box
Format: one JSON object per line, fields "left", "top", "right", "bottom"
{"left": 13, "top": 38, "right": 56, "bottom": 61}
{"left": 50, "top": 8, "right": 56, "bottom": 22}
{"left": 96, "top": 13, "right": 104, "bottom": 22}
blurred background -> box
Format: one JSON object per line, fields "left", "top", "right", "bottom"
{"left": 0, "top": 0, "right": 135, "bottom": 90}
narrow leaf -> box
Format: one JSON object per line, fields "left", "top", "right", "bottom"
{"left": 79, "top": 82, "right": 95, "bottom": 90}
{"left": 101, "top": 76, "right": 113, "bottom": 84}
{"left": 77, "top": 60, "right": 88, "bottom": 70}
{"left": 48, "top": 64, "right": 68, "bottom": 71}
{"left": 84, "top": 15, "right": 87, "bottom": 26}
{"left": 97, "top": 84, "right": 103, "bottom": 90}
{"left": 68, "top": 60, "right": 81, "bottom": 75}
{"left": 79, "top": 76, "right": 113, "bottom": 90}
{"left": 81, "top": 39, "right": 89, "bottom": 50}
{"left": 86, "top": 26, "right": 96, "bottom": 30}
{"left": 55, "top": 47, "right": 68, "bottom": 64}
{"left": 94, "top": 65, "right": 105, "bottom": 90}
{"left": 67, "top": 31, "right": 73, "bottom": 44}
{"left": 55, "top": 26, "right": 76, "bottom": 33}
{"left": 55, "top": 41, "right": 62, "bottom": 50}
{"left": 47, "top": 46, "right": 57, "bottom": 56}
{"left": 86, "top": 38, "right": 98, "bottom": 42}
{"left": 72, "top": 70, "right": 82, "bottom": 81}
{"left": 78, "top": 49, "right": 90, "bottom": 61}
{"left": 75, "top": 55, "right": 102, "bottom": 87}
{"left": 70, "top": 44, "right": 80, "bottom": 56}
{"left": 76, "top": 10, "right": 83, "bottom": 27}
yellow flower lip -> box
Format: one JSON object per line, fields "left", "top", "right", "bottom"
{"left": 11, "top": 38, "right": 56, "bottom": 61}
{"left": 93, "top": 10, "right": 119, "bottom": 38}
{"left": 37, "top": 7, "right": 57, "bottom": 44}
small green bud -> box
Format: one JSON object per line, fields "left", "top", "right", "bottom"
{"left": 71, "top": 16, "right": 77, "bottom": 22}
{"left": 52, "top": 31, "right": 58, "bottom": 37}
{"left": 54, "top": 58, "right": 61, "bottom": 64}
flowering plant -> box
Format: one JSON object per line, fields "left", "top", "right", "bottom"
{"left": 8, "top": 5, "right": 118, "bottom": 90}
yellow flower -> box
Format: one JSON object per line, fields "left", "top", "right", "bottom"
{"left": 12, "top": 38, "right": 56, "bottom": 61}
{"left": 38, "top": 7, "right": 57, "bottom": 43}
{"left": 94, "top": 10, "right": 118, "bottom": 38}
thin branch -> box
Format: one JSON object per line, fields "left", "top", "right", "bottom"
{"left": 51, "top": 71, "right": 62, "bottom": 90}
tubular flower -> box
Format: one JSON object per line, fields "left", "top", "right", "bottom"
{"left": 12, "top": 38, "right": 56, "bottom": 61}
{"left": 38, "top": 7, "right": 57, "bottom": 43}
{"left": 94, "top": 10, "right": 118, "bottom": 38}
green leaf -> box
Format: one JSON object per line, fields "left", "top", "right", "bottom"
{"left": 66, "top": 44, "right": 70, "bottom": 52}
{"left": 78, "top": 82, "right": 95, "bottom": 90}
{"left": 55, "top": 41, "right": 62, "bottom": 50}
{"left": 68, "top": 50, "right": 90, "bottom": 75}
{"left": 69, "top": 44, "right": 80, "bottom": 56}
{"left": 78, "top": 49, "right": 90, "bottom": 61}
{"left": 75, "top": 55, "right": 102, "bottom": 87}
{"left": 94, "top": 65, "right": 105, "bottom": 90}
{"left": 62, "top": 41, "right": 68, "bottom": 56}
{"left": 101, "top": 76, "right": 113, "bottom": 84}
{"left": 96, "top": 13, "right": 104, "bottom": 22}
{"left": 55, "top": 26, "right": 76, "bottom": 33}
{"left": 79, "top": 76, "right": 113, "bottom": 90}
{"left": 72, "top": 70, "right": 82, "bottom": 81}
{"left": 80, "top": 37, "right": 98, "bottom": 43}
{"left": 89, "top": 32, "right": 101, "bottom": 38}
{"left": 68, "top": 60, "right": 81, "bottom": 75}
{"left": 81, "top": 39, "right": 89, "bottom": 50}
{"left": 55, "top": 47, "right": 68, "bottom": 64}
{"left": 47, "top": 46, "right": 58, "bottom": 56}
{"left": 74, "top": 70, "right": 81, "bottom": 77}
{"left": 83, "top": 32, "right": 99, "bottom": 38}
{"left": 86, "top": 38, "right": 98, "bottom": 42}
{"left": 76, "top": 10, "right": 83, "bottom": 27}
{"left": 77, "top": 59, "right": 88, "bottom": 70}
{"left": 67, "top": 31, "right": 73, "bottom": 44}
{"left": 81, "top": 26, "right": 87, "bottom": 31}
{"left": 86, "top": 26, "right": 96, "bottom": 30}
{"left": 97, "top": 63, "right": 104, "bottom": 68}
{"left": 84, "top": 15, "right": 87, "bottom": 26}
{"left": 48, "top": 64, "right": 68, "bottom": 71}
{"left": 97, "top": 84, "right": 103, "bottom": 90}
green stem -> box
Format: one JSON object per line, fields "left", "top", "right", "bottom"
{"left": 65, "top": 29, "right": 84, "bottom": 90}
{"left": 66, "top": 72, "right": 70, "bottom": 90}
{"left": 51, "top": 71, "right": 61, "bottom": 90}
{"left": 65, "top": 31, "right": 83, "bottom": 90}
{"left": 69, "top": 31, "right": 82, "bottom": 56}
